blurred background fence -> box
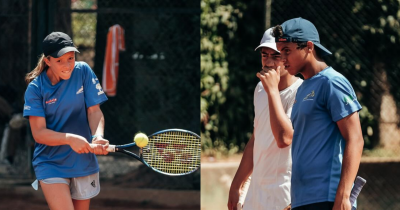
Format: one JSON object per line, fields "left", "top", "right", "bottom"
{"left": 0, "top": 0, "right": 200, "bottom": 195}
{"left": 201, "top": 0, "right": 400, "bottom": 209}
{"left": 201, "top": 0, "right": 400, "bottom": 156}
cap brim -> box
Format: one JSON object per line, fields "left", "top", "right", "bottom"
{"left": 314, "top": 43, "right": 332, "bottom": 57}
{"left": 255, "top": 43, "right": 279, "bottom": 52}
{"left": 50, "top": 47, "right": 80, "bottom": 58}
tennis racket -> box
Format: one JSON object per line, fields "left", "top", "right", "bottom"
{"left": 237, "top": 176, "right": 251, "bottom": 210}
{"left": 91, "top": 129, "right": 201, "bottom": 176}
{"left": 236, "top": 176, "right": 366, "bottom": 210}
{"left": 350, "top": 176, "right": 367, "bottom": 210}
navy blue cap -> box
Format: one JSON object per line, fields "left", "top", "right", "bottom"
{"left": 276, "top": 17, "right": 332, "bottom": 56}
{"left": 42, "top": 32, "right": 79, "bottom": 58}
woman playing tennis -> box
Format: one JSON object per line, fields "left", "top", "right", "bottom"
{"left": 23, "top": 32, "right": 109, "bottom": 210}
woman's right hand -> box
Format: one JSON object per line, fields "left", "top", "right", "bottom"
{"left": 227, "top": 184, "right": 240, "bottom": 210}
{"left": 67, "top": 133, "right": 93, "bottom": 154}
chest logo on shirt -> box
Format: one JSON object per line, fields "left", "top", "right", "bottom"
{"left": 45, "top": 98, "right": 57, "bottom": 104}
{"left": 258, "top": 85, "right": 264, "bottom": 92}
{"left": 76, "top": 86, "right": 84, "bottom": 94}
{"left": 343, "top": 95, "right": 357, "bottom": 105}
{"left": 303, "top": 90, "right": 315, "bottom": 101}
{"left": 96, "top": 83, "right": 104, "bottom": 95}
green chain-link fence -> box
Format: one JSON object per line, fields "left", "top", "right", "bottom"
{"left": 0, "top": 0, "right": 200, "bottom": 192}
{"left": 201, "top": 0, "right": 400, "bottom": 209}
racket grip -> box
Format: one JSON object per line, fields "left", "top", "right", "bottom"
{"left": 237, "top": 176, "right": 251, "bottom": 210}
{"left": 349, "top": 176, "right": 367, "bottom": 207}
{"left": 237, "top": 202, "right": 243, "bottom": 210}
{"left": 106, "top": 145, "right": 116, "bottom": 152}
{"left": 89, "top": 144, "right": 116, "bottom": 152}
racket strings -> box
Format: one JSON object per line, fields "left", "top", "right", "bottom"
{"left": 142, "top": 131, "right": 201, "bottom": 175}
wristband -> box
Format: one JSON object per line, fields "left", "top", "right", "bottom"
{"left": 92, "top": 134, "right": 104, "bottom": 139}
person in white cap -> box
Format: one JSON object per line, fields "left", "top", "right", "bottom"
{"left": 227, "top": 28, "right": 303, "bottom": 210}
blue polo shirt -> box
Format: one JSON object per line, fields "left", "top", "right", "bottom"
{"left": 23, "top": 62, "right": 108, "bottom": 179}
{"left": 290, "top": 67, "right": 362, "bottom": 208}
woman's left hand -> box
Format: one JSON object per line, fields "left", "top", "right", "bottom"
{"left": 92, "top": 137, "right": 109, "bottom": 155}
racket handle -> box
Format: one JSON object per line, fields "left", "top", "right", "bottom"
{"left": 106, "top": 145, "right": 116, "bottom": 152}
{"left": 349, "top": 176, "right": 367, "bottom": 207}
{"left": 237, "top": 202, "right": 243, "bottom": 210}
{"left": 89, "top": 144, "right": 116, "bottom": 152}
{"left": 237, "top": 176, "right": 251, "bottom": 210}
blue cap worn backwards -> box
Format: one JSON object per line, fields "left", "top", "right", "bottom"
{"left": 276, "top": 17, "right": 332, "bottom": 56}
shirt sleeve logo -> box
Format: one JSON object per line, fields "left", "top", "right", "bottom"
{"left": 343, "top": 95, "right": 357, "bottom": 105}
{"left": 96, "top": 83, "right": 104, "bottom": 95}
{"left": 24, "top": 105, "right": 31, "bottom": 110}
{"left": 92, "top": 77, "right": 99, "bottom": 84}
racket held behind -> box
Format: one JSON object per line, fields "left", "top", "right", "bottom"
{"left": 280, "top": 176, "right": 366, "bottom": 210}
{"left": 237, "top": 176, "right": 251, "bottom": 210}
{"left": 350, "top": 176, "right": 367, "bottom": 210}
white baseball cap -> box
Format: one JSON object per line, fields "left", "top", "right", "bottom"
{"left": 254, "top": 27, "right": 279, "bottom": 52}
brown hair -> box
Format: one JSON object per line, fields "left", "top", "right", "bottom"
{"left": 25, "top": 54, "right": 49, "bottom": 84}
{"left": 272, "top": 25, "right": 284, "bottom": 38}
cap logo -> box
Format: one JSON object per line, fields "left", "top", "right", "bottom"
{"left": 276, "top": 37, "right": 302, "bottom": 43}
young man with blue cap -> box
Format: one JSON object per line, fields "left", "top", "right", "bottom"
{"left": 273, "top": 18, "right": 364, "bottom": 210}
{"left": 228, "top": 27, "right": 302, "bottom": 210}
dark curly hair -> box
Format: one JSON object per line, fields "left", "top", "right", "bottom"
{"left": 272, "top": 25, "right": 284, "bottom": 38}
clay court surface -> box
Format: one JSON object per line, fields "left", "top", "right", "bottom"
{"left": 201, "top": 155, "right": 400, "bottom": 210}
{"left": 0, "top": 156, "right": 200, "bottom": 210}
{"left": 0, "top": 186, "right": 199, "bottom": 210}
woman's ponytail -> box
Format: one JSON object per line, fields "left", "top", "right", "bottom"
{"left": 25, "top": 54, "right": 48, "bottom": 84}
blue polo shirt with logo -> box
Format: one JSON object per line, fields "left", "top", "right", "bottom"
{"left": 23, "top": 61, "right": 108, "bottom": 180}
{"left": 290, "top": 67, "right": 362, "bottom": 208}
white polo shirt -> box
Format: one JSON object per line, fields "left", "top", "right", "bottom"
{"left": 244, "top": 78, "right": 302, "bottom": 210}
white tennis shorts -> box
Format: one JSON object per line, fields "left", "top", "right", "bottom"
{"left": 32, "top": 172, "right": 100, "bottom": 200}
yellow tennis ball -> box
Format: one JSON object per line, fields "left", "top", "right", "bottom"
{"left": 134, "top": 133, "right": 149, "bottom": 148}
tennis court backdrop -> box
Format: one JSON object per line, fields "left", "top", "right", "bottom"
{"left": 201, "top": 0, "right": 400, "bottom": 209}
{"left": 0, "top": 0, "right": 200, "bottom": 203}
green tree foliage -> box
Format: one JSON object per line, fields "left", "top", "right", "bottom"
{"left": 201, "top": 0, "right": 241, "bottom": 155}
{"left": 201, "top": 0, "right": 265, "bottom": 155}
{"left": 202, "top": 0, "right": 400, "bottom": 154}
{"left": 356, "top": 0, "right": 400, "bottom": 145}
{"left": 71, "top": 0, "right": 97, "bottom": 47}
{"left": 324, "top": 0, "right": 400, "bottom": 148}
{"left": 218, "top": 1, "right": 266, "bottom": 151}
